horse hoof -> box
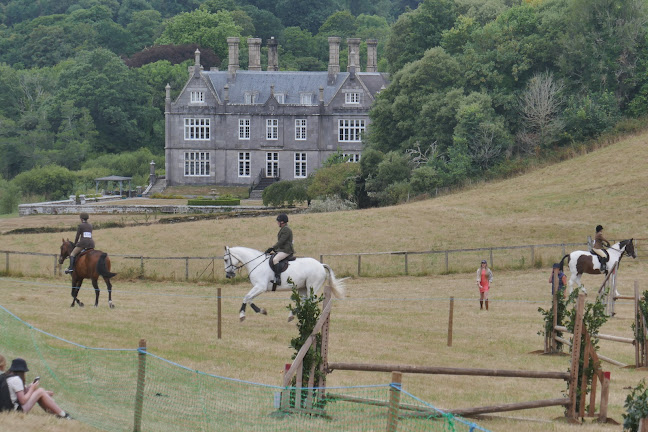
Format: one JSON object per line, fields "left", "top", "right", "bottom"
{"left": 78, "top": 302, "right": 84, "bottom": 307}
{"left": 261, "top": 308, "right": 267, "bottom": 315}
{"left": 287, "top": 315, "right": 295, "bottom": 322}
{"left": 109, "top": 302, "right": 115, "bottom": 309}
{"left": 239, "top": 313, "right": 246, "bottom": 322}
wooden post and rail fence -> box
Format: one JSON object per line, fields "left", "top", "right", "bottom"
{"left": 545, "top": 266, "right": 647, "bottom": 369}
{"left": 282, "top": 289, "right": 614, "bottom": 426}
{"left": 1, "top": 241, "right": 603, "bottom": 280}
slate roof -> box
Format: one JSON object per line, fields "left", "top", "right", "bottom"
{"left": 203, "top": 70, "right": 386, "bottom": 105}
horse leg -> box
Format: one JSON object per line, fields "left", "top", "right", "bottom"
{"left": 92, "top": 279, "right": 100, "bottom": 307}
{"left": 104, "top": 276, "right": 114, "bottom": 309}
{"left": 250, "top": 303, "right": 267, "bottom": 315}
{"left": 75, "top": 279, "right": 84, "bottom": 307}
{"left": 240, "top": 285, "right": 267, "bottom": 322}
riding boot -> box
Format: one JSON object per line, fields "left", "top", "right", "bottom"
{"left": 601, "top": 261, "right": 606, "bottom": 273}
{"left": 65, "top": 256, "right": 76, "bottom": 274}
{"left": 480, "top": 300, "right": 483, "bottom": 310}
{"left": 485, "top": 300, "right": 489, "bottom": 311}
{"left": 274, "top": 270, "right": 281, "bottom": 285}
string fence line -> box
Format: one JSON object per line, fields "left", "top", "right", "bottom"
{"left": 0, "top": 304, "right": 488, "bottom": 432}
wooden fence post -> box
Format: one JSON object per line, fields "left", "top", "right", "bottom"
{"left": 133, "top": 339, "right": 147, "bottom": 432}
{"left": 140, "top": 256, "right": 144, "bottom": 276}
{"left": 404, "top": 252, "right": 408, "bottom": 275}
{"left": 635, "top": 282, "right": 640, "bottom": 368}
{"left": 447, "top": 297, "right": 454, "bottom": 347}
{"left": 217, "top": 288, "right": 222, "bottom": 340}
{"left": 551, "top": 289, "right": 558, "bottom": 353}
{"left": 358, "top": 254, "right": 361, "bottom": 276}
{"left": 386, "top": 371, "right": 402, "bottom": 432}
{"left": 53, "top": 254, "right": 58, "bottom": 276}
{"left": 490, "top": 248, "right": 493, "bottom": 268}
{"left": 568, "top": 292, "right": 585, "bottom": 420}
{"left": 5, "top": 252, "right": 9, "bottom": 273}
{"left": 598, "top": 371, "right": 610, "bottom": 423}
{"left": 185, "top": 257, "right": 189, "bottom": 280}
{"left": 531, "top": 245, "right": 535, "bottom": 265}
{"left": 444, "top": 251, "right": 449, "bottom": 273}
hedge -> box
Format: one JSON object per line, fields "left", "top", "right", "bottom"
{"left": 187, "top": 198, "right": 240, "bottom": 206}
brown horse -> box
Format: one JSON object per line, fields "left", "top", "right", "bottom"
{"left": 59, "top": 239, "right": 116, "bottom": 308}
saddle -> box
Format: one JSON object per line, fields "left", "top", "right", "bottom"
{"left": 78, "top": 248, "right": 94, "bottom": 258}
{"left": 268, "top": 254, "right": 295, "bottom": 274}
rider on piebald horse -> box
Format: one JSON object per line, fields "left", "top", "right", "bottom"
{"left": 265, "top": 213, "right": 294, "bottom": 285}
{"left": 591, "top": 224, "right": 610, "bottom": 273}
{"left": 65, "top": 212, "right": 95, "bottom": 274}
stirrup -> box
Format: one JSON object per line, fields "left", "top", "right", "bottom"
{"left": 65, "top": 267, "right": 74, "bottom": 274}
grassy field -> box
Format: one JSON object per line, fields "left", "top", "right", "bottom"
{"left": 1, "top": 130, "right": 647, "bottom": 431}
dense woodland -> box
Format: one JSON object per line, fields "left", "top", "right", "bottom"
{"left": 1, "top": 0, "right": 647, "bottom": 212}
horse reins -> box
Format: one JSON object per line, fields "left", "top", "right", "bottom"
{"left": 226, "top": 250, "right": 268, "bottom": 277}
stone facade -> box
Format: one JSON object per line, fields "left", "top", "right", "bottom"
{"left": 164, "top": 37, "right": 389, "bottom": 187}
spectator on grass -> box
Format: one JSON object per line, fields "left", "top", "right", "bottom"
{"left": 4, "top": 358, "right": 71, "bottom": 419}
{"left": 549, "top": 263, "right": 567, "bottom": 296}
{"left": 476, "top": 260, "right": 493, "bottom": 311}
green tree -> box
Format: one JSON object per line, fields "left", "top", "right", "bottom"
{"left": 155, "top": 9, "right": 244, "bottom": 62}
{"left": 12, "top": 165, "right": 76, "bottom": 200}
{"left": 318, "top": 11, "right": 357, "bottom": 38}
{"left": 51, "top": 49, "right": 159, "bottom": 153}
{"left": 384, "top": 0, "right": 457, "bottom": 73}
{"left": 308, "top": 162, "right": 360, "bottom": 202}
{"left": 126, "top": 10, "right": 164, "bottom": 53}
{"left": 275, "top": 0, "right": 338, "bottom": 35}
{"left": 262, "top": 179, "right": 310, "bottom": 207}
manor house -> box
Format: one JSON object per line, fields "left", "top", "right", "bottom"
{"left": 164, "top": 36, "right": 389, "bottom": 188}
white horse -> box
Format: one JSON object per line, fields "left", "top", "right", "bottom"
{"left": 559, "top": 239, "right": 636, "bottom": 294}
{"left": 224, "top": 246, "right": 346, "bottom": 322}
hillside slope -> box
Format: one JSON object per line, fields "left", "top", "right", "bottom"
{"left": 1, "top": 132, "right": 647, "bottom": 257}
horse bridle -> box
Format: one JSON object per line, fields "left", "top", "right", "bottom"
{"left": 224, "top": 249, "right": 268, "bottom": 279}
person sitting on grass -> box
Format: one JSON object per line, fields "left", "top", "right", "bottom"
{"left": 3, "top": 358, "right": 71, "bottom": 419}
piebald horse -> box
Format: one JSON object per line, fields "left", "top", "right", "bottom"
{"left": 559, "top": 239, "right": 636, "bottom": 293}
{"left": 224, "top": 246, "right": 346, "bottom": 322}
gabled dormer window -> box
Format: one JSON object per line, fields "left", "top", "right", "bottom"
{"left": 345, "top": 91, "right": 361, "bottom": 104}
{"left": 245, "top": 92, "right": 258, "bottom": 104}
{"left": 300, "top": 93, "right": 313, "bottom": 105}
{"left": 275, "top": 93, "right": 285, "bottom": 104}
{"left": 190, "top": 91, "right": 204, "bottom": 103}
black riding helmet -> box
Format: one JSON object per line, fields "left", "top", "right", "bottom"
{"left": 276, "top": 213, "right": 288, "bottom": 223}
{"left": 596, "top": 225, "right": 603, "bottom": 232}
{"left": 80, "top": 212, "right": 89, "bottom": 221}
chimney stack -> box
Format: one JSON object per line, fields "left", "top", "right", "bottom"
{"left": 347, "top": 38, "right": 361, "bottom": 73}
{"left": 267, "top": 37, "right": 278, "bottom": 71}
{"left": 248, "top": 38, "right": 261, "bottom": 71}
{"left": 227, "top": 37, "right": 240, "bottom": 75}
{"left": 366, "top": 40, "right": 377, "bottom": 72}
{"left": 328, "top": 37, "right": 341, "bottom": 85}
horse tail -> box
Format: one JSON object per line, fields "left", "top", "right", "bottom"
{"left": 323, "top": 264, "right": 346, "bottom": 299}
{"left": 559, "top": 254, "right": 570, "bottom": 272}
{"left": 97, "top": 253, "right": 117, "bottom": 279}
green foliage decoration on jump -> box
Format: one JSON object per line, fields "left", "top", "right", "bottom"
{"left": 623, "top": 379, "right": 648, "bottom": 432}
{"left": 286, "top": 283, "right": 325, "bottom": 410}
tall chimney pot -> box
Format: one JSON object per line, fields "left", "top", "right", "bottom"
{"left": 267, "top": 37, "right": 279, "bottom": 71}
{"left": 227, "top": 37, "right": 240, "bottom": 75}
{"left": 248, "top": 38, "right": 262, "bottom": 71}
{"left": 366, "top": 40, "right": 377, "bottom": 72}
